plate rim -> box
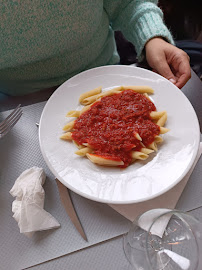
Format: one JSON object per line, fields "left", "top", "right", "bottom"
{"left": 39, "top": 65, "right": 201, "bottom": 204}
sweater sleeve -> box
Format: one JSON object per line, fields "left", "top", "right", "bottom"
{"left": 103, "top": 0, "right": 174, "bottom": 61}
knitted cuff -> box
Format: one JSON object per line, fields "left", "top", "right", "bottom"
{"left": 132, "top": 4, "right": 175, "bottom": 61}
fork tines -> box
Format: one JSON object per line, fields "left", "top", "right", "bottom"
{"left": 0, "top": 104, "right": 23, "bottom": 138}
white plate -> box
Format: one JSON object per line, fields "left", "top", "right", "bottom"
{"left": 39, "top": 65, "right": 200, "bottom": 204}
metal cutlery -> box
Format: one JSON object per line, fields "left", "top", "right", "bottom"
{"left": 36, "top": 122, "right": 87, "bottom": 241}
{"left": 56, "top": 178, "right": 87, "bottom": 241}
{"left": 0, "top": 104, "right": 22, "bottom": 139}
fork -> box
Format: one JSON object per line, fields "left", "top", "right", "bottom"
{"left": 0, "top": 104, "right": 23, "bottom": 139}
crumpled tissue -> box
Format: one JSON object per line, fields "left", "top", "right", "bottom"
{"left": 10, "top": 167, "right": 60, "bottom": 238}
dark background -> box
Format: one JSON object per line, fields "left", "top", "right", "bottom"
{"left": 115, "top": 0, "right": 202, "bottom": 79}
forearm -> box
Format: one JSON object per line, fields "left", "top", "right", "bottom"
{"left": 105, "top": 0, "right": 174, "bottom": 61}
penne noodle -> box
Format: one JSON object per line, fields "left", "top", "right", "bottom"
{"left": 80, "top": 85, "right": 154, "bottom": 105}
{"left": 66, "top": 110, "right": 80, "bottom": 117}
{"left": 131, "top": 151, "right": 148, "bottom": 160}
{"left": 61, "top": 85, "right": 169, "bottom": 168}
{"left": 141, "top": 148, "right": 154, "bottom": 154}
{"left": 109, "top": 86, "right": 124, "bottom": 92}
{"left": 140, "top": 142, "right": 146, "bottom": 148}
{"left": 80, "top": 99, "right": 101, "bottom": 114}
{"left": 82, "top": 143, "right": 91, "bottom": 147}
{"left": 148, "top": 142, "right": 158, "bottom": 151}
{"left": 154, "top": 135, "right": 163, "bottom": 143}
{"left": 79, "top": 86, "right": 102, "bottom": 103}
{"left": 63, "top": 120, "right": 75, "bottom": 131}
{"left": 81, "top": 93, "right": 100, "bottom": 105}
{"left": 134, "top": 132, "right": 142, "bottom": 141}
{"left": 159, "top": 126, "right": 170, "bottom": 134}
{"left": 86, "top": 153, "right": 124, "bottom": 166}
{"left": 143, "top": 93, "right": 150, "bottom": 100}
{"left": 96, "top": 89, "right": 121, "bottom": 98}
{"left": 150, "top": 111, "right": 166, "bottom": 120}
{"left": 75, "top": 147, "right": 93, "bottom": 156}
{"left": 157, "top": 112, "right": 167, "bottom": 127}
{"left": 122, "top": 85, "right": 154, "bottom": 94}
{"left": 81, "top": 88, "right": 123, "bottom": 105}
{"left": 60, "top": 132, "right": 72, "bottom": 140}
{"left": 80, "top": 104, "right": 91, "bottom": 114}
{"left": 73, "top": 140, "right": 85, "bottom": 149}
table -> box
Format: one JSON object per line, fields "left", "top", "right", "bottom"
{"left": 1, "top": 68, "right": 202, "bottom": 270}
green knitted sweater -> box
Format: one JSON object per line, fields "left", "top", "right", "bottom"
{"left": 0, "top": 0, "right": 174, "bottom": 95}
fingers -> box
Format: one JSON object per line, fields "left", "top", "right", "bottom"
{"left": 152, "top": 57, "right": 177, "bottom": 84}
{"left": 173, "top": 53, "right": 191, "bottom": 89}
{"left": 145, "top": 38, "right": 191, "bottom": 88}
{"left": 175, "top": 72, "right": 191, "bottom": 89}
{"left": 145, "top": 38, "right": 177, "bottom": 83}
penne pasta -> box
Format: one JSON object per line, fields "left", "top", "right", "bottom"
{"left": 82, "top": 143, "right": 91, "bottom": 147}
{"left": 81, "top": 93, "right": 101, "bottom": 105}
{"left": 122, "top": 85, "right": 154, "bottom": 94}
{"left": 80, "top": 104, "right": 91, "bottom": 114}
{"left": 157, "top": 112, "right": 167, "bottom": 127}
{"left": 141, "top": 148, "right": 154, "bottom": 154}
{"left": 140, "top": 142, "right": 146, "bottom": 148}
{"left": 80, "top": 99, "right": 101, "bottom": 114}
{"left": 143, "top": 93, "right": 150, "bottom": 100}
{"left": 73, "top": 140, "right": 85, "bottom": 149}
{"left": 86, "top": 153, "right": 124, "bottom": 166}
{"left": 96, "top": 89, "right": 121, "bottom": 98}
{"left": 154, "top": 135, "right": 163, "bottom": 143}
{"left": 134, "top": 132, "right": 142, "bottom": 141}
{"left": 148, "top": 142, "right": 158, "bottom": 151}
{"left": 131, "top": 151, "right": 148, "bottom": 160}
{"left": 60, "top": 132, "right": 72, "bottom": 140}
{"left": 81, "top": 88, "right": 122, "bottom": 105}
{"left": 79, "top": 86, "right": 102, "bottom": 103}
{"left": 150, "top": 111, "right": 166, "bottom": 120}
{"left": 75, "top": 147, "right": 93, "bottom": 156}
{"left": 61, "top": 85, "right": 169, "bottom": 168}
{"left": 159, "top": 126, "right": 170, "bottom": 134}
{"left": 107, "top": 86, "right": 124, "bottom": 92}
{"left": 63, "top": 120, "right": 75, "bottom": 131}
{"left": 66, "top": 110, "right": 80, "bottom": 117}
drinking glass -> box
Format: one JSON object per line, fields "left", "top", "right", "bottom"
{"left": 123, "top": 209, "right": 202, "bottom": 270}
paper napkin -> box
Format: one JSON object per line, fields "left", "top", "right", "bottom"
{"left": 109, "top": 143, "right": 202, "bottom": 224}
{"left": 10, "top": 167, "right": 60, "bottom": 238}
{"left": 136, "top": 208, "right": 173, "bottom": 237}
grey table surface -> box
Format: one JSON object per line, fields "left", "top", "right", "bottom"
{"left": 28, "top": 207, "right": 202, "bottom": 270}
{"left": 1, "top": 67, "right": 202, "bottom": 270}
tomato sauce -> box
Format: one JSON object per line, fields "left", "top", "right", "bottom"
{"left": 72, "top": 90, "right": 160, "bottom": 167}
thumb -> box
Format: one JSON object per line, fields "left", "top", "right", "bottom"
{"left": 152, "top": 61, "right": 177, "bottom": 84}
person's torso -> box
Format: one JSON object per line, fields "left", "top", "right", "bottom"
{"left": 0, "top": 0, "right": 119, "bottom": 95}
{"left": 0, "top": 0, "right": 104, "bottom": 69}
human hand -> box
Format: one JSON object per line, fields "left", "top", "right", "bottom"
{"left": 145, "top": 37, "right": 191, "bottom": 89}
